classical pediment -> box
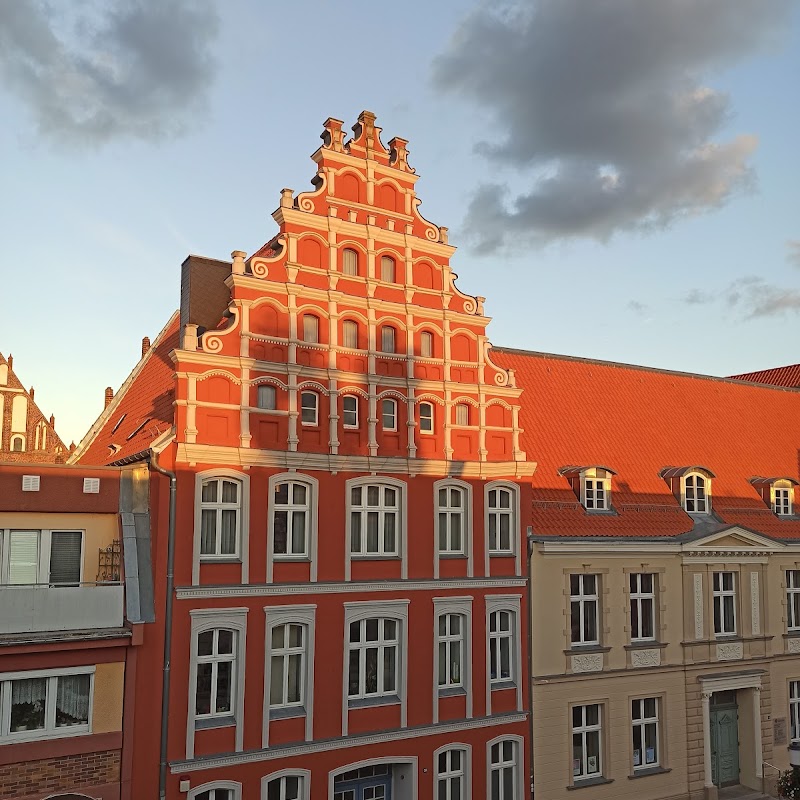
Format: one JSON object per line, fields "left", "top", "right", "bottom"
{"left": 681, "top": 525, "right": 782, "bottom": 554}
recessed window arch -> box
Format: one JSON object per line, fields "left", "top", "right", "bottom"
{"left": 342, "top": 247, "right": 359, "bottom": 277}
{"left": 419, "top": 401, "right": 434, "bottom": 434}
{"left": 10, "top": 435, "right": 25, "bottom": 452}
{"left": 381, "top": 398, "right": 398, "bottom": 431}
{"left": 342, "top": 395, "right": 359, "bottom": 429}
{"left": 420, "top": 330, "right": 434, "bottom": 358}
{"left": 435, "top": 744, "right": 470, "bottom": 800}
{"left": 772, "top": 479, "right": 795, "bottom": 516}
{"left": 486, "top": 735, "right": 524, "bottom": 800}
{"left": 341, "top": 319, "right": 359, "bottom": 349}
{"left": 257, "top": 384, "right": 277, "bottom": 410}
{"left": 582, "top": 467, "right": 612, "bottom": 511}
{"left": 454, "top": 403, "right": 470, "bottom": 426}
{"left": 380, "top": 255, "right": 396, "bottom": 283}
{"left": 380, "top": 325, "right": 396, "bottom": 354}
{"left": 300, "top": 391, "right": 319, "bottom": 426}
{"left": 302, "top": 314, "right": 319, "bottom": 344}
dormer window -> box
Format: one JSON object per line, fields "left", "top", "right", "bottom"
{"left": 660, "top": 466, "right": 715, "bottom": 515}
{"left": 750, "top": 477, "right": 797, "bottom": 517}
{"left": 558, "top": 466, "right": 615, "bottom": 512}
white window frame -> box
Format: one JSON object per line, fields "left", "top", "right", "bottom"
{"left": 788, "top": 570, "right": 800, "bottom": 632}
{"left": 433, "top": 597, "right": 473, "bottom": 722}
{"left": 302, "top": 314, "right": 319, "bottom": 344}
{"left": 261, "top": 770, "right": 310, "bottom": 800}
{"left": 0, "top": 529, "right": 85, "bottom": 586}
{"left": 419, "top": 401, "right": 434, "bottom": 434}
{"left": 631, "top": 697, "right": 660, "bottom": 771}
{"left": 435, "top": 744, "right": 471, "bottom": 800}
{"left": 300, "top": 391, "right": 319, "bottom": 426}
{"left": 774, "top": 483, "right": 794, "bottom": 516}
{"left": 438, "top": 613, "right": 465, "bottom": 691}
{"left": 267, "top": 473, "right": 318, "bottom": 582}
{"left": 189, "top": 781, "right": 242, "bottom": 800}
{"left": 380, "top": 255, "right": 396, "bottom": 283}
{"left": 342, "top": 319, "right": 359, "bottom": 349}
{"left": 485, "top": 482, "right": 519, "bottom": 561}
{"left": 0, "top": 666, "right": 94, "bottom": 743}
{"left": 581, "top": 470, "right": 610, "bottom": 511}
{"left": 198, "top": 476, "right": 242, "bottom": 560}
{"left": 348, "top": 481, "right": 401, "bottom": 557}
{"left": 791, "top": 680, "right": 800, "bottom": 743}
{"left": 347, "top": 617, "right": 400, "bottom": 700}
{"left": 257, "top": 384, "right": 277, "bottom": 410}
{"left": 380, "top": 326, "right": 396, "bottom": 354}
{"left": 342, "top": 395, "right": 359, "bottom": 429}
{"left": 486, "top": 735, "right": 524, "bottom": 800}
{"left": 420, "top": 330, "right": 433, "bottom": 358}
{"left": 342, "top": 247, "right": 359, "bottom": 276}
{"left": 713, "top": 571, "right": 737, "bottom": 637}
{"left": 570, "top": 574, "right": 600, "bottom": 646}
{"left": 572, "top": 704, "right": 603, "bottom": 782}
{"left": 270, "top": 480, "right": 311, "bottom": 558}
{"left": 683, "top": 472, "right": 710, "bottom": 514}
{"left": 381, "top": 398, "right": 398, "bottom": 432}
{"left": 187, "top": 608, "right": 247, "bottom": 759}
{"left": 192, "top": 469, "right": 250, "bottom": 585}
{"left": 488, "top": 610, "right": 515, "bottom": 686}
{"left": 435, "top": 480, "right": 470, "bottom": 558}
{"left": 263, "top": 605, "right": 316, "bottom": 747}
{"left": 341, "top": 600, "right": 409, "bottom": 735}
{"left": 194, "top": 629, "right": 237, "bottom": 722}
{"left": 629, "top": 572, "right": 656, "bottom": 642}
{"left": 485, "top": 596, "right": 523, "bottom": 715}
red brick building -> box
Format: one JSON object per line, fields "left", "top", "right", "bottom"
{"left": 75, "top": 112, "right": 535, "bottom": 800}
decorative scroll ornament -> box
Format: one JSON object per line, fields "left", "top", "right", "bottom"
{"left": 201, "top": 305, "right": 240, "bottom": 353}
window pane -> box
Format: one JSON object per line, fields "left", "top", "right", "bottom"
{"left": 384, "top": 645, "right": 396, "bottom": 692}
{"left": 291, "top": 511, "right": 306, "bottom": 553}
{"left": 198, "top": 630, "right": 214, "bottom": 656}
{"left": 381, "top": 256, "right": 395, "bottom": 282}
{"left": 365, "top": 648, "right": 378, "bottom": 693}
{"left": 270, "top": 656, "right": 285, "bottom": 704}
{"left": 201, "top": 481, "right": 217, "bottom": 503}
{"left": 220, "top": 510, "right": 237, "bottom": 554}
{"left": 9, "top": 531, "right": 39, "bottom": 584}
{"left": 348, "top": 650, "right": 360, "bottom": 695}
{"left": 258, "top": 385, "right": 276, "bottom": 410}
{"left": 222, "top": 481, "right": 238, "bottom": 503}
{"left": 10, "top": 678, "right": 47, "bottom": 732}
{"left": 274, "top": 510, "right": 288, "bottom": 554}
{"left": 384, "top": 513, "right": 396, "bottom": 552}
{"left": 343, "top": 248, "right": 358, "bottom": 276}
{"left": 200, "top": 510, "right": 217, "bottom": 555}
{"left": 272, "top": 625, "right": 286, "bottom": 649}
{"left": 49, "top": 531, "right": 82, "bottom": 584}
{"left": 195, "top": 664, "right": 212, "bottom": 715}
{"left": 216, "top": 661, "right": 233, "bottom": 713}
{"left": 55, "top": 674, "right": 90, "bottom": 727}
{"left": 217, "top": 629, "right": 234, "bottom": 654}
{"left": 288, "top": 654, "right": 302, "bottom": 702}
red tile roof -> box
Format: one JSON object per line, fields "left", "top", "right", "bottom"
{"left": 728, "top": 363, "right": 800, "bottom": 388}
{"left": 73, "top": 312, "right": 179, "bottom": 466}
{"left": 491, "top": 348, "right": 800, "bottom": 540}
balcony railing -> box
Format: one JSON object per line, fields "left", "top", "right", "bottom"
{"left": 0, "top": 582, "right": 124, "bottom": 634}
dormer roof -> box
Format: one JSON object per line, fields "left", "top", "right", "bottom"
{"left": 660, "top": 466, "right": 716, "bottom": 480}
{"left": 750, "top": 476, "right": 799, "bottom": 487}
{"left": 558, "top": 465, "right": 617, "bottom": 477}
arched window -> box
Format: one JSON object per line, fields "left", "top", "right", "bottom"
{"left": 487, "top": 484, "right": 516, "bottom": 554}
{"left": 455, "top": 403, "right": 470, "bottom": 426}
{"left": 302, "top": 315, "right": 319, "bottom": 344}
{"left": 268, "top": 623, "right": 306, "bottom": 709}
{"left": 380, "top": 255, "right": 396, "bottom": 283}
{"left": 257, "top": 385, "right": 277, "bottom": 410}
{"left": 349, "top": 481, "right": 401, "bottom": 556}
{"left": 195, "top": 628, "right": 237, "bottom": 719}
{"left": 10, "top": 435, "right": 25, "bottom": 452}
{"left": 381, "top": 326, "right": 396, "bottom": 353}
{"left": 342, "top": 248, "right": 359, "bottom": 276}
{"left": 342, "top": 319, "right": 358, "bottom": 349}
{"left": 342, "top": 395, "right": 359, "bottom": 428}
{"left": 300, "top": 391, "right": 318, "bottom": 426}
{"left": 419, "top": 402, "right": 434, "bottom": 434}
{"left": 436, "top": 747, "right": 468, "bottom": 800}
{"left": 382, "top": 399, "right": 397, "bottom": 431}
{"left": 420, "top": 331, "right": 433, "bottom": 358}
{"left": 437, "top": 614, "right": 464, "bottom": 688}
{"left": 437, "top": 484, "right": 465, "bottom": 554}
{"left": 200, "top": 477, "right": 241, "bottom": 557}
{"left": 489, "top": 739, "right": 520, "bottom": 800}
{"left": 189, "top": 781, "right": 241, "bottom": 800}
{"left": 772, "top": 480, "right": 794, "bottom": 516}
{"left": 581, "top": 468, "right": 611, "bottom": 511}
{"left": 263, "top": 774, "right": 304, "bottom": 800}
{"left": 684, "top": 472, "right": 709, "bottom": 513}
{"left": 272, "top": 481, "right": 309, "bottom": 556}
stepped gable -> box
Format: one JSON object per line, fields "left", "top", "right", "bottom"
{"left": 491, "top": 347, "right": 800, "bottom": 539}
{"left": 0, "top": 352, "right": 67, "bottom": 463}
{"left": 72, "top": 312, "right": 179, "bottom": 465}
{"left": 729, "top": 362, "right": 800, "bottom": 389}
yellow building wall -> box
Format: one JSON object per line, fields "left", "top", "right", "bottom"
{"left": 92, "top": 660, "right": 125, "bottom": 733}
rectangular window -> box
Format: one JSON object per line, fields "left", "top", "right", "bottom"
{"left": 257, "top": 385, "right": 277, "bottom": 410}
{"left": 419, "top": 402, "right": 433, "bottom": 433}
{"left": 381, "top": 326, "right": 396, "bottom": 353}
{"left": 380, "top": 256, "right": 396, "bottom": 283}
{"left": 572, "top": 704, "right": 602, "bottom": 781}
{"left": 488, "top": 488, "right": 515, "bottom": 554}
{"left": 570, "top": 574, "right": 599, "bottom": 646}
{"left": 489, "top": 610, "right": 514, "bottom": 684}
{"left": 195, "top": 629, "right": 236, "bottom": 719}
{"left": 438, "top": 613, "right": 463, "bottom": 689}
{"left": 0, "top": 670, "right": 92, "bottom": 740}
{"left": 300, "top": 392, "right": 318, "bottom": 426}
{"left": 490, "top": 739, "right": 518, "bottom": 800}
{"left": 49, "top": 531, "right": 83, "bottom": 585}
{"left": 350, "top": 484, "right": 399, "bottom": 556}
{"left": 584, "top": 478, "right": 607, "bottom": 510}
{"left": 348, "top": 618, "right": 398, "bottom": 699}
{"left": 342, "top": 395, "right": 358, "bottom": 428}
{"left": 713, "top": 571, "right": 737, "bottom": 636}
{"left": 455, "top": 403, "right": 469, "bottom": 426}
{"left": 382, "top": 399, "right": 397, "bottom": 431}
{"left": 788, "top": 571, "right": 800, "bottom": 632}
{"left": 342, "top": 320, "right": 358, "bottom": 349}
{"left": 272, "top": 482, "right": 309, "bottom": 557}
{"left": 437, "top": 486, "right": 464, "bottom": 554}
{"left": 302, "top": 315, "right": 319, "bottom": 343}
{"left": 437, "top": 748, "right": 465, "bottom": 800}
{"left": 8, "top": 530, "right": 39, "bottom": 584}
{"left": 630, "top": 573, "right": 656, "bottom": 641}
{"left": 342, "top": 248, "right": 358, "bottom": 276}
{"left": 420, "top": 331, "right": 433, "bottom": 358}
{"left": 200, "top": 478, "right": 240, "bottom": 558}
{"left": 269, "top": 623, "right": 305, "bottom": 708}
{"left": 791, "top": 681, "right": 800, "bottom": 743}
{"left": 632, "top": 697, "right": 659, "bottom": 770}
{"left": 775, "top": 487, "right": 793, "bottom": 516}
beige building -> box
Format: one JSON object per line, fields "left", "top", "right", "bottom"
{"left": 491, "top": 348, "right": 800, "bottom": 800}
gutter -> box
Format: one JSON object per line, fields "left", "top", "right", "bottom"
{"left": 526, "top": 527, "right": 535, "bottom": 798}
{"left": 150, "top": 452, "right": 177, "bottom": 800}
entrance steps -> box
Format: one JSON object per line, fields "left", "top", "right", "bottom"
{"left": 718, "top": 787, "right": 772, "bottom": 800}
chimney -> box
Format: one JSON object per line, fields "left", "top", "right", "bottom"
{"left": 7, "top": 354, "right": 12, "bottom": 370}
{"left": 29, "top": 386, "right": 34, "bottom": 401}
{"left": 141, "top": 336, "right": 151, "bottom": 358}
{"left": 105, "top": 387, "right": 114, "bottom": 408}
{"left": 49, "top": 414, "right": 55, "bottom": 427}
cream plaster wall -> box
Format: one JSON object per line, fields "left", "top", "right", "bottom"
{"left": 92, "top": 661, "right": 125, "bottom": 733}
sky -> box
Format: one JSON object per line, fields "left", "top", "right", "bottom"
{"left": 0, "top": 0, "right": 798, "bottom": 446}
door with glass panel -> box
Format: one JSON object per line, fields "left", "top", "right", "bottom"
{"left": 333, "top": 765, "right": 391, "bottom": 800}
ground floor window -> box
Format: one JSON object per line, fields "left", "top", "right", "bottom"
{"left": 334, "top": 764, "right": 391, "bottom": 800}
{"left": 490, "top": 739, "right": 518, "bottom": 800}
{"left": 632, "top": 697, "right": 660, "bottom": 769}
{"left": 791, "top": 681, "right": 800, "bottom": 742}
{"left": 437, "top": 747, "right": 466, "bottom": 799}
{"left": 572, "top": 703, "right": 602, "bottom": 780}
{"left": 264, "top": 775, "right": 303, "bottom": 800}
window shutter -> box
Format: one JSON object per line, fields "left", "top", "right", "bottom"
{"left": 9, "top": 531, "right": 39, "bottom": 584}
{"left": 49, "top": 531, "right": 83, "bottom": 585}
{"left": 21, "top": 475, "right": 40, "bottom": 492}
{"left": 83, "top": 478, "right": 100, "bottom": 493}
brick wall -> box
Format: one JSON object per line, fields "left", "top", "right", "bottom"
{"left": 0, "top": 748, "right": 120, "bottom": 799}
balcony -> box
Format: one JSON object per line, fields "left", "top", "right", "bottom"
{"left": 0, "top": 583, "right": 124, "bottom": 634}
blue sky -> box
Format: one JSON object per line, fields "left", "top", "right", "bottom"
{"left": 0, "top": 0, "right": 798, "bottom": 445}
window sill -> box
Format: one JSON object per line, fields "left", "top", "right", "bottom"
{"left": 438, "top": 686, "right": 467, "bottom": 698}
{"left": 582, "top": 508, "right": 617, "bottom": 516}
{"left": 195, "top": 715, "right": 236, "bottom": 730}
{"left": 348, "top": 694, "right": 401, "bottom": 710}
{"left": 2, "top": 725, "right": 90, "bottom": 744}
{"left": 488, "top": 551, "right": 516, "bottom": 559}
{"left": 490, "top": 679, "right": 516, "bottom": 691}
{"left": 350, "top": 555, "right": 402, "bottom": 561}
{"left": 629, "top": 766, "right": 671, "bottom": 779}
{"left": 564, "top": 645, "right": 611, "bottom": 655}
{"left": 567, "top": 776, "right": 613, "bottom": 790}
{"left": 199, "top": 557, "right": 242, "bottom": 564}
{"left": 438, "top": 553, "right": 467, "bottom": 560}
{"left": 625, "top": 641, "right": 668, "bottom": 651}
{"left": 783, "top": 632, "right": 800, "bottom": 639}
{"left": 269, "top": 705, "right": 306, "bottom": 721}
{"left": 273, "top": 555, "right": 311, "bottom": 562}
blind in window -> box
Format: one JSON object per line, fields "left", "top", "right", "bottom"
{"left": 9, "top": 531, "right": 39, "bottom": 584}
{"left": 49, "top": 531, "right": 83, "bottom": 585}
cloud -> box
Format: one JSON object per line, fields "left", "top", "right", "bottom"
{"left": 788, "top": 240, "right": 800, "bottom": 268}
{"left": 684, "top": 276, "right": 800, "bottom": 318}
{"left": 683, "top": 289, "right": 714, "bottom": 305}
{"left": 627, "top": 300, "right": 647, "bottom": 314}
{"left": 0, "top": 0, "right": 219, "bottom": 146}
{"left": 432, "top": 0, "right": 791, "bottom": 251}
